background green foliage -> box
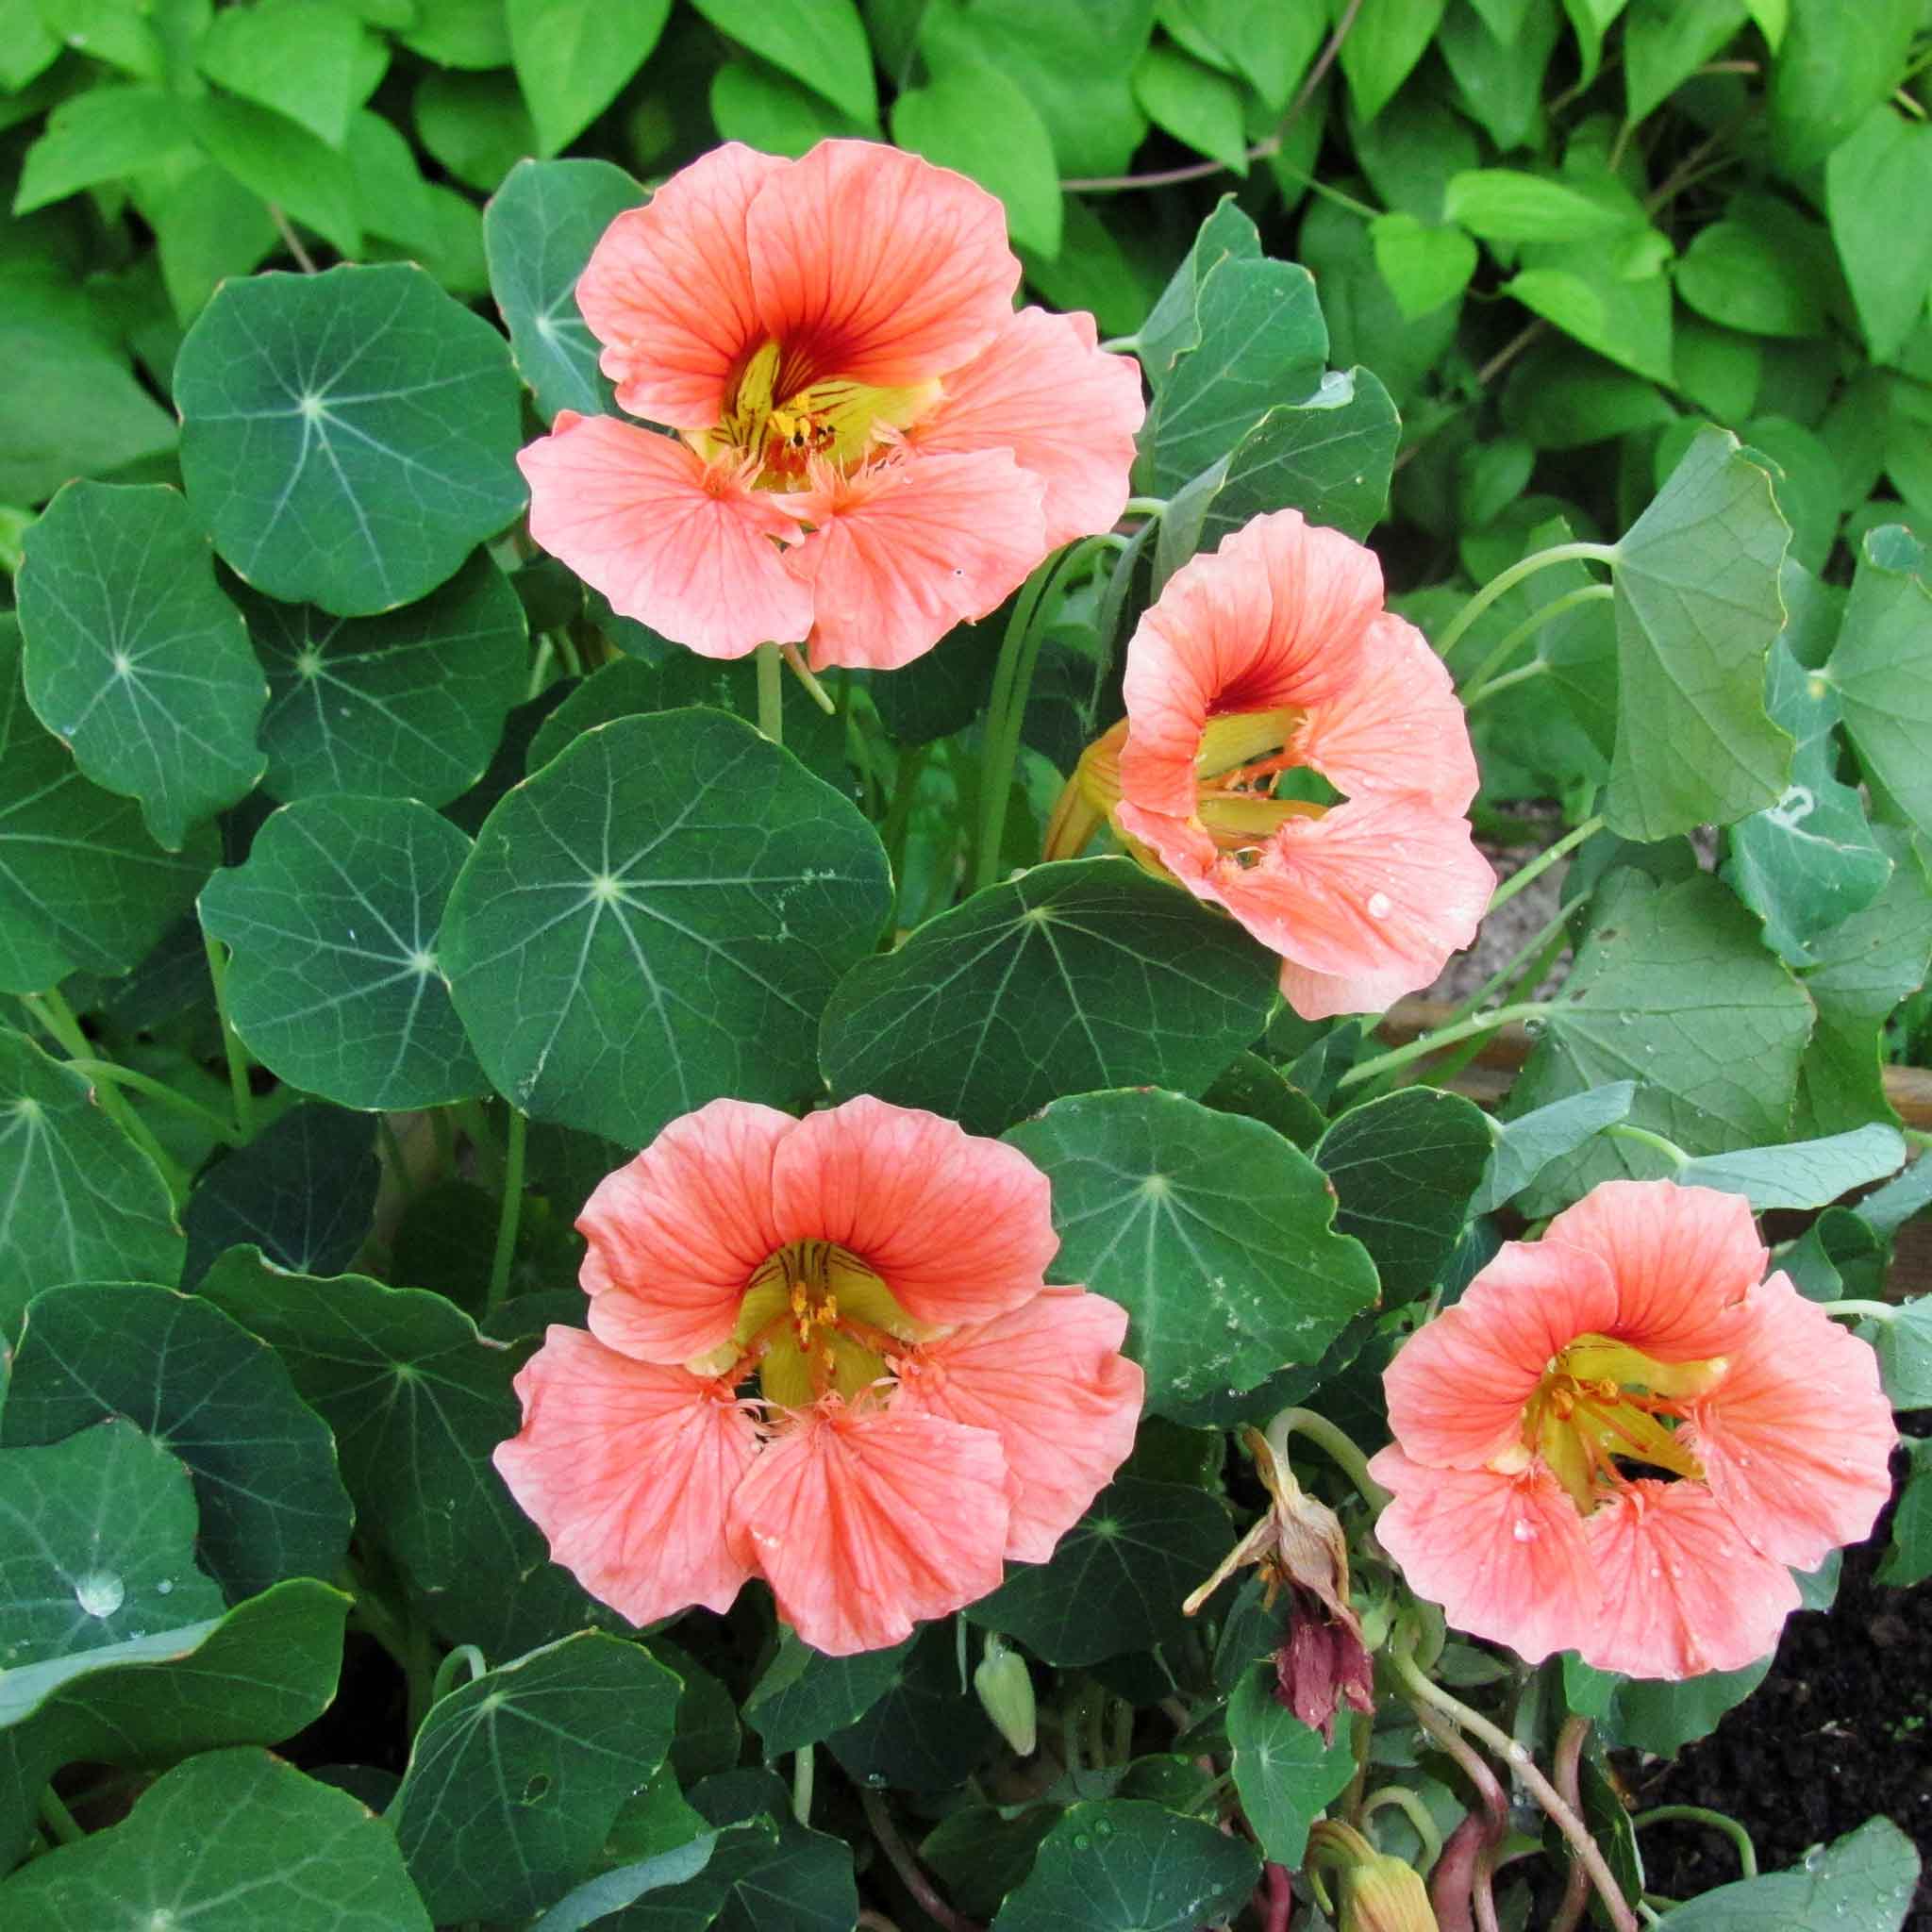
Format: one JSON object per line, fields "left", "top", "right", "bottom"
{"left": 4, "top": 2, "right": 1932, "bottom": 1928}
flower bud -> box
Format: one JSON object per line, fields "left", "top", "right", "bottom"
{"left": 1340, "top": 1855, "right": 1440, "bottom": 1932}
{"left": 974, "top": 1634, "right": 1037, "bottom": 1757}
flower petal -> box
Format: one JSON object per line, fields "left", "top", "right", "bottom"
{"left": 493, "top": 1326, "right": 758, "bottom": 1624}
{"left": 726, "top": 1402, "right": 1011, "bottom": 1655}
{"left": 1541, "top": 1178, "right": 1765, "bottom": 1361}
{"left": 910, "top": 308, "right": 1145, "bottom": 549}
{"left": 1119, "top": 508, "right": 1391, "bottom": 821}
{"left": 1117, "top": 791, "right": 1493, "bottom": 1023}
{"left": 893, "top": 1287, "right": 1144, "bottom": 1561}
{"left": 1291, "top": 612, "right": 1479, "bottom": 815}
{"left": 576, "top": 142, "right": 784, "bottom": 428}
{"left": 746, "top": 140, "right": 1018, "bottom": 394}
{"left": 769, "top": 1095, "right": 1058, "bottom": 1328}
{"left": 519, "top": 414, "right": 809, "bottom": 658}
{"left": 1684, "top": 1272, "right": 1897, "bottom": 1570}
{"left": 1369, "top": 1447, "right": 1600, "bottom": 1665}
{"left": 1383, "top": 1239, "right": 1622, "bottom": 1470}
{"left": 785, "top": 449, "right": 1047, "bottom": 671}
{"left": 1580, "top": 1479, "right": 1797, "bottom": 1678}
{"left": 579, "top": 1099, "right": 792, "bottom": 1365}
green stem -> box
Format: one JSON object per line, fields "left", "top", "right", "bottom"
{"left": 1120, "top": 495, "right": 1168, "bottom": 519}
{"left": 791, "top": 1745, "right": 814, "bottom": 1827}
{"left": 1269, "top": 160, "right": 1382, "bottom": 220}
{"left": 781, "top": 643, "right": 837, "bottom": 714}
{"left": 37, "top": 1787, "right": 84, "bottom": 1847}
{"left": 21, "top": 992, "right": 190, "bottom": 1197}
{"left": 430, "top": 1643, "right": 487, "bottom": 1705}
{"left": 1456, "top": 582, "right": 1613, "bottom": 697}
{"left": 1390, "top": 1634, "right": 1639, "bottom": 1932}
{"left": 1411, "top": 908, "right": 1573, "bottom": 1098}
{"left": 526, "top": 634, "right": 556, "bottom": 701}
{"left": 1358, "top": 1784, "right": 1443, "bottom": 1870}
{"left": 1605, "top": 1123, "right": 1690, "bottom": 1170}
{"left": 1337, "top": 1002, "right": 1556, "bottom": 1092}
{"left": 1823, "top": 1298, "right": 1896, "bottom": 1322}
{"left": 201, "top": 928, "right": 256, "bottom": 1141}
{"left": 378, "top": 1113, "right": 411, "bottom": 1195}
{"left": 1461, "top": 658, "right": 1553, "bottom": 709}
{"left": 54, "top": 1058, "right": 244, "bottom": 1145}
{"left": 1489, "top": 815, "right": 1604, "bottom": 917}
{"left": 487, "top": 1108, "right": 527, "bottom": 1316}
{"left": 1265, "top": 1407, "right": 1392, "bottom": 1511}
{"left": 1435, "top": 541, "right": 1619, "bottom": 662}
{"left": 974, "top": 558, "right": 1062, "bottom": 892}
{"left": 1632, "top": 1807, "right": 1758, "bottom": 1882}
{"left": 755, "top": 640, "right": 784, "bottom": 747}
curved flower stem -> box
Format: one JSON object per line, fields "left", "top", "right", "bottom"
{"left": 1456, "top": 582, "right": 1613, "bottom": 698}
{"left": 20, "top": 991, "right": 190, "bottom": 1198}
{"left": 858, "top": 1789, "right": 985, "bottom": 1932}
{"left": 781, "top": 643, "right": 837, "bottom": 714}
{"left": 1434, "top": 542, "right": 1619, "bottom": 663}
{"left": 1264, "top": 1407, "right": 1391, "bottom": 1513}
{"left": 1488, "top": 816, "right": 1604, "bottom": 917}
{"left": 1632, "top": 1806, "right": 1758, "bottom": 1881}
{"left": 1460, "top": 658, "right": 1553, "bottom": 710}
{"left": 54, "top": 1058, "right": 245, "bottom": 1146}
{"left": 1548, "top": 1715, "right": 1595, "bottom": 1932}
{"left": 1120, "top": 495, "right": 1168, "bottom": 520}
{"left": 1337, "top": 1002, "right": 1557, "bottom": 1093}
{"left": 1605, "top": 1123, "right": 1691, "bottom": 1171}
{"left": 791, "top": 1744, "right": 814, "bottom": 1826}
{"left": 202, "top": 928, "right": 256, "bottom": 1141}
{"left": 1418, "top": 1708, "right": 1508, "bottom": 1932}
{"left": 1823, "top": 1298, "right": 1897, "bottom": 1322}
{"left": 486, "top": 1108, "right": 527, "bottom": 1316}
{"left": 1358, "top": 1785, "right": 1444, "bottom": 1870}
{"left": 755, "top": 640, "right": 784, "bottom": 747}
{"left": 429, "top": 1643, "right": 487, "bottom": 1706}
{"left": 1391, "top": 1639, "right": 1639, "bottom": 1932}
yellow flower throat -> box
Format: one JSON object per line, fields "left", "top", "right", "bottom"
{"left": 691, "top": 1240, "right": 929, "bottom": 1411}
{"left": 1507, "top": 1335, "right": 1729, "bottom": 1514}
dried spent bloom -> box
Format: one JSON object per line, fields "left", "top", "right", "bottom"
{"left": 518, "top": 140, "right": 1144, "bottom": 671}
{"left": 1370, "top": 1179, "right": 1897, "bottom": 1678}
{"left": 1183, "top": 1426, "right": 1374, "bottom": 1741}
{"left": 493, "top": 1095, "right": 1144, "bottom": 1656}
{"left": 1045, "top": 508, "right": 1493, "bottom": 1019}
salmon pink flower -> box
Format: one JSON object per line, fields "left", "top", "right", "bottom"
{"left": 494, "top": 1095, "right": 1143, "bottom": 1656}
{"left": 517, "top": 141, "right": 1144, "bottom": 671}
{"left": 1044, "top": 508, "right": 1493, "bottom": 1019}
{"left": 1369, "top": 1179, "right": 1896, "bottom": 1679}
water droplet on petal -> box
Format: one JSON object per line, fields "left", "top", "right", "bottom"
{"left": 1511, "top": 1518, "right": 1540, "bottom": 1542}
{"left": 1366, "top": 891, "right": 1391, "bottom": 919}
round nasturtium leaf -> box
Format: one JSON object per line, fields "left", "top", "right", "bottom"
{"left": 0, "top": 1747, "right": 433, "bottom": 1931}
{"left": 0, "top": 1030, "right": 185, "bottom": 1333}
{"left": 3, "top": 1282, "right": 354, "bottom": 1601}
{"left": 198, "top": 794, "right": 491, "bottom": 1111}
{"left": 1004, "top": 1089, "right": 1380, "bottom": 1417}
{"left": 242, "top": 551, "right": 529, "bottom": 806}
{"left": 820, "top": 858, "right": 1279, "bottom": 1137}
{"left": 15, "top": 481, "right": 266, "bottom": 852}
{"left": 483, "top": 155, "right": 641, "bottom": 421}
{"left": 0, "top": 1419, "right": 226, "bottom": 1670}
{"left": 174, "top": 261, "right": 526, "bottom": 616}
{"left": 440, "top": 708, "right": 892, "bottom": 1148}
{"left": 0, "top": 618, "right": 217, "bottom": 996}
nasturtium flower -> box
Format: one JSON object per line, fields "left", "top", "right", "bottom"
{"left": 518, "top": 140, "right": 1144, "bottom": 671}
{"left": 1369, "top": 1179, "right": 1896, "bottom": 1679}
{"left": 1046, "top": 508, "right": 1493, "bottom": 1020}
{"left": 494, "top": 1095, "right": 1143, "bottom": 1656}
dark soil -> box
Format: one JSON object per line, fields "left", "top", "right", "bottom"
{"left": 1624, "top": 1435, "right": 1932, "bottom": 1924}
